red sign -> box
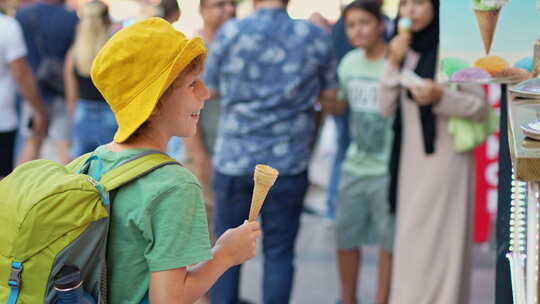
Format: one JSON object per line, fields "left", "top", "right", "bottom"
{"left": 473, "top": 84, "right": 501, "bottom": 243}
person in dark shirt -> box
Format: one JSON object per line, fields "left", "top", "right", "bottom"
{"left": 16, "top": 0, "right": 77, "bottom": 164}
{"left": 64, "top": 0, "right": 116, "bottom": 158}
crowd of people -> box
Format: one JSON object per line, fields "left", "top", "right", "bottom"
{"left": 0, "top": 0, "right": 517, "bottom": 303}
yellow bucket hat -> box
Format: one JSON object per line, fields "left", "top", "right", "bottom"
{"left": 91, "top": 17, "right": 207, "bottom": 143}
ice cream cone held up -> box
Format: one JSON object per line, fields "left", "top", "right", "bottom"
{"left": 472, "top": 0, "right": 508, "bottom": 54}
{"left": 248, "top": 165, "right": 279, "bottom": 222}
{"left": 398, "top": 18, "right": 412, "bottom": 35}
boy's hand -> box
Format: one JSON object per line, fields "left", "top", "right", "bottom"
{"left": 214, "top": 221, "right": 261, "bottom": 267}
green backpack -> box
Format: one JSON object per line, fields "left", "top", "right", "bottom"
{"left": 0, "top": 151, "right": 179, "bottom": 304}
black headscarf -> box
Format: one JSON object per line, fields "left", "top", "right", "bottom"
{"left": 388, "top": 0, "right": 440, "bottom": 214}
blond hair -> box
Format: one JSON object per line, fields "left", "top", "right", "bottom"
{"left": 73, "top": 0, "right": 109, "bottom": 77}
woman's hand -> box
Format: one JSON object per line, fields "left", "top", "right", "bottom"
{"left": 410, "top": 79, "right": 443, "bottom": 106}
{"left": 388, "top": 33, "right": 411, "bottom": 67}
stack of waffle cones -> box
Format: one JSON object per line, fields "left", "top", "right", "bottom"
{"left": 248, "top": 165, "right": 279, "bottom": 222}
{"left": 533, "top": 40, "right": 540, "bottom": 77}
{"left": 474, "top": 9, "right": 500, "bottom": 54}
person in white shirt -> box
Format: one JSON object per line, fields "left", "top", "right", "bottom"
{"left": 0, "top": 13, "right": 47, "bottom": 177}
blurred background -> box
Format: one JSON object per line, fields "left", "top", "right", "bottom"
{"left": 2, "top": 0, "right": 401, "bottom": 33}
{"left": 0, "top": 1, "right": 498, "bottom": 303}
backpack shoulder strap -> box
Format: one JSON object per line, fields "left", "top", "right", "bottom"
{"left": 66, "top": 152, "right": 93, "bottom": 172}
{"left": 99, "top": 151, "right": 181, "bottom": 192}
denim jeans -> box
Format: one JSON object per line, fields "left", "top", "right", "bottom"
{"left": 21, "top": 95, "right": 71, "bottom": 141}
{"left": 71, "top": 99, "right": 117, "bottom": 157}
{"left": 326, "top": 110, "right": 350, "bottom": 219}
{"left": 210, "top": 170, "right": 309, "bottom": 304}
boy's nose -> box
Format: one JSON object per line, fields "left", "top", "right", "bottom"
{"left": 199, "top": 82, "right": 211, "bottom": 101}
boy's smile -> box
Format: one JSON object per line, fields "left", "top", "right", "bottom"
{"left": 157, "top": 71, "right": 211, "bottom": 138}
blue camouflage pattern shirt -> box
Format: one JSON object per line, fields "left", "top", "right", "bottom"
{"left": 204, "top": 8, "right": 338, "bottom": 176}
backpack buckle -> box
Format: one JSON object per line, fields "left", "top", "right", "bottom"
{"left": 8, "top": 262, "right": 23, "bottom": 288}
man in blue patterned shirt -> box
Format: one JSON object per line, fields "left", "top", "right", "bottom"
{"left": 204, "top": 0, "right": 338, "bottom": 303}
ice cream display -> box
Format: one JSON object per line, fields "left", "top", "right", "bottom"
{"left": 472, "top": 0, "right": 508, "bottom": 54}
{"left": 474, "top": 55, "right": 510, "bottom": 76}
{"left": 496, "top": 67, "right": 533, "bottom": 83}
{"left": 451, "top": 67, "right": 492, "bottom": 82}
{"left": 440, "top": 1, "right": 539, "bottom": 85}
{"left": 514, "top": 57, "right": 534, "bottom": 72}
{"left": 441, "top": 57, "right": 470, "bottom": 79}
{"left": 248, "top": 165, "right": 279, "bottom": 222}
{"left": 510, "top": 77, "right": 540, "bottom": 98}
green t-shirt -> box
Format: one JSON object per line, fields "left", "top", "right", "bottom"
{"left": 338, "top": 49, "right": 393, "bottom": 177}
{"left": 89, "top": 146, "right": 212, "bottom": 303}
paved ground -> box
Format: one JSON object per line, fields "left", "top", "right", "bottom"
{"left": 238, "top": 185, "right": 495, "bottom": 304}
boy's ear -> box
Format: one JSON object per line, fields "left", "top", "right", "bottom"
{"left": 153, "top": 85, "right": 174, "bottom": 119}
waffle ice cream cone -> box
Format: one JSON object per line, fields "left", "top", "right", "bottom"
{"left": 474, "top": 9, "right": 500, "bottom": 54}
{"left": 249, "top": 165, "right": 279, "bottom": 222}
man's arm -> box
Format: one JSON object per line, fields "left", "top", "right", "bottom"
{"left": 319, "top": 88, "right": 346, "bottom": 116}
{"left": 314, "top": 29, "right": 342, "bottom": 116}
{"left": 64, "top": 52, "right": 78, "bottom": 118}
{"left": 9, "top": 57, "right": 48, "bottom": 138}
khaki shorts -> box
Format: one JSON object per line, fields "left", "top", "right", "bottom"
{"left": 335, "top": 172, "right": 395, "bottom": 252}
{"left": 20, "top": 96, "right": 71, "bottom": 141}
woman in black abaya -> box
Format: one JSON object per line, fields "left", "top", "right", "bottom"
{"left": 378, "top": 0, "right": 490, "bottom": 303}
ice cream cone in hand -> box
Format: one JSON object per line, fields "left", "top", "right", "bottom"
{"left": 398, "top": 18, "right": 412, "bottom": 35}
{"left": 249, "top": 165, "right": 279, "bottom": 222}
{"left": 474, "top": 9, "right": 500, "bottom": 54}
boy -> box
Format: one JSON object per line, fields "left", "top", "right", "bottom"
{"left": 89, "top": 18, "right": 261, "bottom": 303}
{"left": 331, "top": 1, "right": 395, "bottom": 304}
